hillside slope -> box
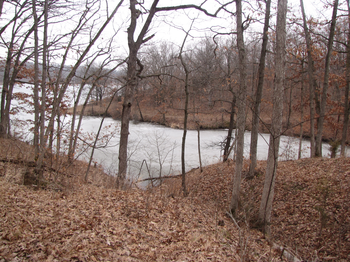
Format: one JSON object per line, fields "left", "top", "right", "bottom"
{"left": 0, "top": 138, "right": 349, "bottom": 261}
{"left": 169, "top": 158, "right": 350, "bottom": 261}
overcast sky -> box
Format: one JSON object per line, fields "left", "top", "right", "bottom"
{"left": 145, "top": 0, "right": 334, "bottom": 49}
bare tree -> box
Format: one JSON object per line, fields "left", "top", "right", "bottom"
{"left": 315, "top": 0, "right": 339, "bottom": 157}
{"left": 300, "top": 0, "right": 317, "bottom": 157}
{"left": 32, "top": 0, "right": 40, "bottom": 157}
{"left": 248, "top": 0, "right": 271, "bottom": 178}
{"left": 116, "top": 0, "right": 235, "bottom": 189}
{"left": 0, "top": 0, "right": 34, "bottom": 138}
{"left": 230, "top": 0, "right": 248, "bottom": 214}
{"left": 178, "top": 20, "right": 195, "bottom": 197}
{"left": 40, "top": 0, "right": 48, "bottom": 158}
{"left": 341, "top": 0, "right": 350, "bottom": 156}
{"left": 221, "top": 40, "right": 237, "bottom": 162}
{"left": 258, "top": 0, "right": 288, "bottom": 235}
{"left": 34, "top": 0, "right": 124, "bottom": 175}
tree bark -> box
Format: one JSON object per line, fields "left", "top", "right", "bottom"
{"left": 300, "top": 0, "right": 316, "bottom": 157}
{"left": 248, "top": 0, "right": 271, "bottom": 178}
{"left": 178, "top": 20, "right": 195, "bottom": 196}
{"left": 258, "top": 0, "right": 287, "bottom": 236}
{"left": 117, "top": 0, "right": 156, "bottom": 188}
{"left": 223, "top": 93, "right": 236, "bottom": 162}
{"left": 341, "top": 0, "right": 350, "bottom": 156}
{"left": 197, "top": 125, "right": 203, "bottom": 172}
{"left": 230, "top": 0, "right": 247, "bottom": 214}
{"left": 299, "top": 60, "right": 305, "bottom": 159}
{"left": 315, "top": 0, "right": 338, "bottom": 157}
{"left": 223, "top": 50, "right": 235, "bottom": 162}
{"left": 32, "top": 0, "right": 40, "bottom": 158}
{"left": 0, "top": 26, "right": 15, "bottom": 138}
{"left": 40, "top": 0, "right": 48, "bottom": 158}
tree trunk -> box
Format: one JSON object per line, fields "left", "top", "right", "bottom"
{"left": 117, "top": 52, "right": 138, "bottom": 187}
{"left": 300, "top": 0, "right": 316, "bottom": 157}
{"left": 298, "top": 60, "right": 305, "bottom": 159}
{"left": 230, "top": 0, "right": 247, "bottom": 214}
{"left": 38, "top": 0, "right": 123, "bottom": 172}
{"left": 0, "top": 30, "right": 14, "bottom": 138}
{"left": 223, "top": 93, "right": 236, "bottom": 162}
{"left": 117, "top": 0, "right": 159, "bottom": 188}
{"left": 40, "top": 0, "right": 48, "bottom": 157}
{"left": 248, "top": 0, "right": 271, "bottom": 178}
{"left": 115, "top": 0, "right": 232, "bottom": 188}
{"left": 342, "top": 0, "right": 350, "bottom": 156}
{"left": 85, "top": 90, "right": 118, "bottom": 181}
{"left": 315, "top": 0, "right": 338, "bottom": 157}
{"left": 258, "top": 0, "right": 287, "bottom": 236}
{"left": 32, "top": 0, "right": 40, "bottom": 158}
{"left": 68, "top": 81, "right": 86, "bottom": 162}
{"left": 223, "top": 50, "right": 236, "bottom": 162}
{"left": 178, "top": 20, "right": 195, "bottom": 197}
{"left": 197, "top": 125, "right": 203, "bottom": 172}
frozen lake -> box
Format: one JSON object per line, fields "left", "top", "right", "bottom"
{"left": 6, "top": 82, "right": 343, "bottom": 182}
{"left": 73, "top": 116, "right": 337, "bottom": 182}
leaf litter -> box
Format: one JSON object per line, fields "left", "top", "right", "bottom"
{"left": 0, "top": 138, "right": 349, "bottom": 261}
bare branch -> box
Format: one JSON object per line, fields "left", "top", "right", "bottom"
{"left": 155, "top": 1, "right": 235, "bottom": 17}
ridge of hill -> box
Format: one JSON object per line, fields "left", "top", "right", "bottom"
{"left": 0, "top": 138, "right": 349, "bottom": 261}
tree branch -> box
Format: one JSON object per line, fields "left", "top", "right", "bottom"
{"left": 155, "top": 1, "right": 235, "bottom": 17}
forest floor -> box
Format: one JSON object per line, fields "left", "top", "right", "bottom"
{"left": 0, "top": 137, "right": 349, "bottom": 261}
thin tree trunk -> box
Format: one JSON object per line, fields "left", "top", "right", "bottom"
{"left": 315, "top": 0, "right": 338, "bottom": 157}
{"left": 287, "top": 82, "right": 292, "bottom": 130}
{"left": 223, "top": 93, "right": 236, "bottom": 162}
{"left": 258, "top": 0, "right": 287, "bottom": 236}
{"left": 197, "top": 125, "right": 203, "bottom": 172}
{"left": 36, "top": 0, "right": 123, "bottom": 174}
{"left": 56, "top": 113, "right": 61, "bottom": 168}
{"left": 68, "top": 59, "right": 99, "bottom": 162}
{"left": 40, "top": 0, "right": 48, "bottom": 158}
{"left": 223, "top": 50, "right": 236, "bottom": 162}
{"left": 85, "top": 88, "right": 120, "bottom": 181}
{"left": 32, "top": 0, "right": 40, "bottom": 158}
{"left": 248, "top": 0, "right": 271, "bottom": 178}
{"left": 298, "top": 60, "right": 305, "bottom": 159}
{"left": 179, "top": 21, "right": 194, "bottom": 197}
{"left": 342, "top": 0, "right": 350, "bottom": 156}
{"left": 68, "top": 81, "right": 87, "bottom": 162}
{"left": 300, "top": 0, "right": 316, "bottom": 157}
{"left": 230, "top": 0, "right": 247, "bottom": 214}
{"left": 0, "top": 22, "right": 16, "bottom": 138}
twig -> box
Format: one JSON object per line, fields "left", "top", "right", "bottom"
{"left": 226, "top": 211, "right": 240, "bottom": 230}
{"left": 19, "top": 213, "right": 33, "bottom": 231}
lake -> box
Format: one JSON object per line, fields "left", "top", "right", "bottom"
{"left": 74, "top": 116, "right": 338, "bottom": 182}
{"left": 7, "top": 83, "right": 344, "bottom": 182}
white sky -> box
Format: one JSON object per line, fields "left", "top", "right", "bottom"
{"left": 0, "top": 0, "right": 341, "bottom": 66}
{"left": 139, "top": 0, "right": 335, "bottom": 49}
